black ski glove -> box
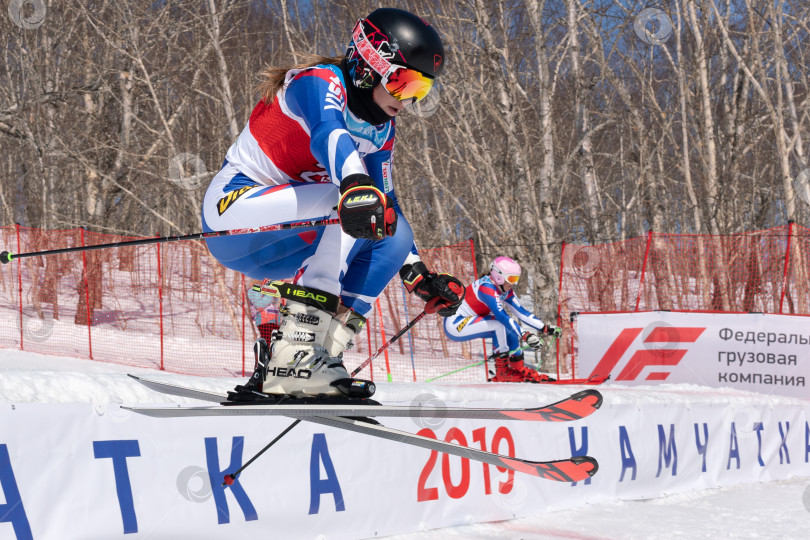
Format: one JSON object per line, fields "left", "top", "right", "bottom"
{"left": 400, "top": 261, "right": 465, "bottom": 317}
{"left": 337, "top": 173, "right": 397, "bottom": 240}
{"left": 541, "top": 324, "right": 563, "bottom": 338}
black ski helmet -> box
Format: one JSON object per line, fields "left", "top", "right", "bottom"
{"left": 345, "top": 8, "right": 445, "bottom": 91}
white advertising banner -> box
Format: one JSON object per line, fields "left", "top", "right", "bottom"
{"left": 575, "top": 312, "right": 810, "bottom": 398}
{"left": 1, "top": 393, "right": 809, "bottom": 539}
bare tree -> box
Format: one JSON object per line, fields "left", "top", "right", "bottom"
{"left": 1, "top": 0, "right": 809, "bottom": 316}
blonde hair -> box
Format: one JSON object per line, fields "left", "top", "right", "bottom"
{"left": 256, "top": 54, "right": 344, "bottom": 103}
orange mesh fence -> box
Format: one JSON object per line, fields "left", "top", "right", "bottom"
{"left": 557, "top": 224, "right": 810, "bottom": 377}
{"left": 353, "top": 240, "right": 485, "bottom": 383}
{"left": 0, "top": 225, "right": 485, "bottom": 382}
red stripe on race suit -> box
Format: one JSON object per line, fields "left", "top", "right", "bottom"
{"left": 248, "top": 98, "right": 328, "bottom": 183}
{"left": 463, "top": 282, "right": 495, "bottom": 316}
{"left": 252, "top": 184, "right": 292, "bottom": 197}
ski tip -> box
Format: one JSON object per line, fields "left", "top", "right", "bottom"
{"left": 511, "top": 455, "right": 600, "bottom": 481}
{"left": 573, "top": 455, "right": 599, "bottom": 477}
{"left": 570, "top": 389, "right": 603, "bottom": 410}
{"left": 127, "top": 374, "right": 142, "bottom": 381}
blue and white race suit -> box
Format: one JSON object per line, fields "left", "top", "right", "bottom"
{"left": 443, "top": 275, "right": 547, "bottom": 355}
{"left": 201, "top": 64, "right": 419, "bottom": 316}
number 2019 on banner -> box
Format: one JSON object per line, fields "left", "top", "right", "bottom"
{"left": 416, "top": 426, "right": 515, "bottom": 501}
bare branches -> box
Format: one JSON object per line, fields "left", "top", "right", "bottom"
{"left": 0, "top": 0, "right": 808, "bottom": 312}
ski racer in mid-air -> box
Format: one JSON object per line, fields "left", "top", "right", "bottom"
{"left": 200, "top": 8, "right": 465, "bottom": 399}
{"left": 443, "top": 256, "right": 562, "bottom": 382}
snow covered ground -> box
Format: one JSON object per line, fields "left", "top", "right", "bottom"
{"left": 2, "top": 347, "right": 810, "bottom": 539}
{"left": 385, "top": 477, "right": 810, "bottom": 539}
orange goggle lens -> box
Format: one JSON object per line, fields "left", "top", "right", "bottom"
{"left": 383, "top": 67, "right": 434, "bottom": 102}
{"left": 506, "top": 274, "right": 520, "bottom": 284}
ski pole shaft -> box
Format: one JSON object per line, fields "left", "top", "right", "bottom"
{"left": 0, "top": 218, "right": 340, "bottom": 264}
{"left": 430, "top": 344, "right": 533, "bottom": 383}
{"left": 426, "top": 339, "right": 541, "bottom": 383}
{"left": 223, "top": 418, "right": 302, "bottom": 487}
{"left": 350, "top": 297, "right": 443, "bottom": 377}
{"left": 425, "top": 360, "right": 485, "bottom": 382}
{"left": 510, "top": 344, "right": 533, "bottom": 355}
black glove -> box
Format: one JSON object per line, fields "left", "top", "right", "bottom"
{"left": 337, "top": 173, "right": 397, "bottom": 240}
{"left": 541, "top": 324, "right": 563, "bottom": 338}
{"left": 400, "top": 261, "right": 465, "bottom": 317}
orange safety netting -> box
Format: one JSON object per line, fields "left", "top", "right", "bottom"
{"left": 0, "top": 225, "right": 486, "bottom": 382}
{"left": 557, "top": 224, "right": 810, "bottom": 376}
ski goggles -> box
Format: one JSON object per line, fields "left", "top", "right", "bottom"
{"left": 352, "top": 20, "right": 435, "bottom": 102}
{"left": 382, "top": 67, "right": 434, "bottom": 102}
{"left": 492, "top": 268, "right": 520, "bottom": 285}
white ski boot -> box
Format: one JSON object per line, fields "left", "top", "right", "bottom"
{"left": 256, "top": 283, "right": 373, "bottom": 398}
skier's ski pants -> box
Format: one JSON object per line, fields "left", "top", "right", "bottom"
{"left": 443, "top": 313, "right": 520, "bottom": 354}
{"left": 200, "top": 163, "right": 414, "bottom": 316}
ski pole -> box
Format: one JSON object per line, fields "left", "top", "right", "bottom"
{"left": 418, "top": 335, "right": 558, "bottom": 383}
{"left": 0, "top": 218, "right": 340, "bottom": 264}
{"left": 222, "top": 418, "right": 302, "bottom": 487}
{"left": 426, "top": 360, "right": 486, "bottom": 382}
{"left": 350, "top": 296, "right": 444, "bottom": 377}
{"left": 431, "top": 344, "right": 533, "bottom": 383}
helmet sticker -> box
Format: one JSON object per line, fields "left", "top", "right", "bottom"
{"left": 345, "top": 9, "right": 445, "bottom": 90}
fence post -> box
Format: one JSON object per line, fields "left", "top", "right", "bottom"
{"left": 15, "top": 223, "right": 23, "bottom": 350}
{"left": 468, "top": 237, "right": 479, "bottom": 276}
{"left": 241, "top": 274, "right": 246, "bottom": 377}
{"left": 79, "top": 228, "right": 93, "bottom": 360}
{"left": 557, "top": 242, "right": 567, "bottom": 379}
{"left": 400, "top": 284, "right": 417, "bottom": 381}
{"left": 635, "top": 230, "right": 654, "bottom": 311}
{"left": 366, "top": 322, "right": 374, "bottom": 382}
{"left": 469, "top": 238, "right": 489, "bottom": 381}
{"left": 375, "top": 298, "right": 393, "bottom": 382}
{"left": 779, "top": 221, "right": 794, "bottom": 314}
{"left": 570, "top": 329, "right": 576, "bottom": 379}
{"left": 156, "top": 241, "right": 164, "bottom": 370}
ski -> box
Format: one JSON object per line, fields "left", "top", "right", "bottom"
{"left": 125, "top": 374, "right": 600, "bottom": 482}
{"left": 129, "top": 374, "right": 229, "bottom": 403}
{"left": 301, "top": 415, "right": 598, "bottom": 482}
{"left": 127, "top": 374, "right": 603, "bottom": 422}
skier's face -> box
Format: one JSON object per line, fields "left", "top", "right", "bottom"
{"left": 373, "top": 83, "right": 409, "bottom": 117}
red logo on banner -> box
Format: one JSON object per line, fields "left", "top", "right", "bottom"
{"left": 589, "top": 326, "right": 706, "bottom": 381}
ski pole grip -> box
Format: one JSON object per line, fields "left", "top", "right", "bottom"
{"left": 0, "top": 251, "right": 12, "bottom": 264}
